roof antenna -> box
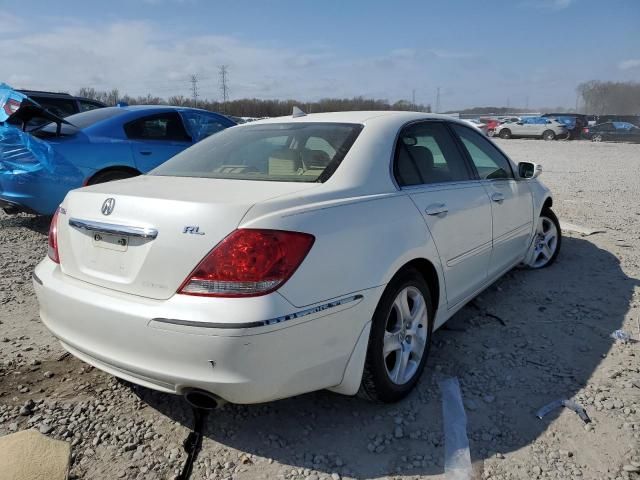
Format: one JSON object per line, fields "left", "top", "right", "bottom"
{"left": 292, "top": 106, "right": 307, "bottom": 118}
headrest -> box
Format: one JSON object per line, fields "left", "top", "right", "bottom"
{"left": 409, "top": 146, "right": 434, "bottom": 169}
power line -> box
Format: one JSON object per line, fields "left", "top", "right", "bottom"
{"left": 190, "top": 74, "right": 199, "bottom": 107}
{"left": 435, "top": 87, "right": 441, "bottom": 113}
{"left": 219, "top": 65, "right": 229, "bottom": 105}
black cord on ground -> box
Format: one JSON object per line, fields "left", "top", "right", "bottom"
{"left": 176, "top": 406, "right": 209, "bottom": 480}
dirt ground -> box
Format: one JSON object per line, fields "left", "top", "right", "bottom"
{"left": 1, "top": 139, "right": 639, "bottom": 480}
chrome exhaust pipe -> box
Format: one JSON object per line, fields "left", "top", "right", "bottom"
{"left": 182, "top": 389, "right": 224, "bottom": 410}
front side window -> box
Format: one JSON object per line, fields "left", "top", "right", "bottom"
{"left": 150, "top": 122, "right": 362, "bottom": 183}
{"left": 394, "top": 122, "right": 471, "bottom": 186}
{"left": 124, "top": 112, "right": 191, "bottom": 141}
{"left": 452, "top": 124, "right": 514, "bottom": 180}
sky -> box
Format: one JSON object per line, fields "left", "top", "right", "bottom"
{"left": 0, "top": 0, "right": 639, "bottom": 111}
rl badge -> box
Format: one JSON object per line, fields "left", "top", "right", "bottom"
{"left": 183, "top": 226, "right": 205, "bottom": 235}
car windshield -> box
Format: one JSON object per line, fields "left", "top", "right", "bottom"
{"left": 150, "top": 122, "right": 363, "bottom": 183}
{"left": 34, "top": 107, "right": 126, "bottom": 136}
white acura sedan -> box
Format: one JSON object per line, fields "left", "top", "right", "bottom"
{"left": 33, "top": 111, "right": 561, "bottom": 405}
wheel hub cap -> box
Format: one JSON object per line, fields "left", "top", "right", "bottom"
{"left": 383, "top": 286, "right": 429, "bottom": 385}
{"left": 528, "top": 216, "right": 558, "bottom": 268}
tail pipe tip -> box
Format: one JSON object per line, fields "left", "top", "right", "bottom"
{"left": 182, "top": 389, "right": 225, "bottom": 411}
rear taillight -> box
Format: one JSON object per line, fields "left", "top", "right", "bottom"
{"left": 47, "top": 208, "right": 60, "bottom": 264}
{"left": 583, "top": 128, "right": 589, "bottom": 134}
{"left": 179, "top": 229, "right": 315, "bottom": 297}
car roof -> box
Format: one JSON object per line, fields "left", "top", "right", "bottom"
{"left": 18, "top": 90, "right": 107, "bottom": 106}
{"left": 113, "top": 105, "right": 225, "bottom": 115}
{"left": 18, "top": 89, "right": 73, "bottom": 98}
{"left": 250, "top": 110, "right": 470, "bottom": 129}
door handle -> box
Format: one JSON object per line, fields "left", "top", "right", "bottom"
{"left": 425, "top": 203, "right": 448, "bottom": 216}
{"left": 491, "top": 193, "right": 505, "bottom": 203}
{"left": 140, "top": 151, "right": 152, "bottom": 156}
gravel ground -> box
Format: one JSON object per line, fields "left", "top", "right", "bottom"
{"left": 1, "top": 139, "right": 639, "bottom": 480}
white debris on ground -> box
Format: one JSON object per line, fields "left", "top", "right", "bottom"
{"left": 0, "top": 139, "right": 639, "bottom": 480}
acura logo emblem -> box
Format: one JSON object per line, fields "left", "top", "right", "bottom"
{"left": 101, "top": 198, "right": 116, "bottom": 216}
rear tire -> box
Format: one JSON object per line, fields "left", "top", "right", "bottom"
{"left": 499, "top": 129, "right": 511, "bottom": 139}
{"left": 358, "top": 268, "right": 434, "bottom": 403}
{"left": 87, "top": 169, "right": 138, "bottom": 186}
{"left": 542, "top": 130, "right": 556, "bottom": 141}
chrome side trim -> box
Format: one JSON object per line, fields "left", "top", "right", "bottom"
{"left": 446, "top": 240, "right": 492, "bottom": 268}
{"left": 68, "top": 218, "right": 158, "bottom": 239}
{"left": 32, "top": 272, "right": 43, "bottom": 286}
{"left": 152, "top": 294, "right": 364, "bottom": 329}
{"left": 492, "top": 222, "right": 533, "bottom": 246}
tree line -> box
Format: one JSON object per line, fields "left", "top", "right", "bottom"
{"left": 76, "top": 88, "right": 431, "bottom": 117}
{"left": 577, "top": 81, "right": 640, "bottom": 115}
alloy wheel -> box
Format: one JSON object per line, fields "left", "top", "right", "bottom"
{"left": 383, "top": 286, "right": 429, "bottom": 385}
{"left": 529, "top": 216, "right": 559, "bottom": 268}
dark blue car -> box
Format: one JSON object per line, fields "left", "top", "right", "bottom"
{"left": 0, "top": 86, "right": 235, "bottom": 215}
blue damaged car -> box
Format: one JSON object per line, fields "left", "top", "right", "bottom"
{"left": 0, "top": 85, "right": 235, "bottom": 215}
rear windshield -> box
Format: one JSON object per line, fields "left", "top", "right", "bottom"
{"left": 150, "top": 122, "right": 363, "bottom": 183}
{"left": 34, "top": 107, "right": 126, "bottom": 137}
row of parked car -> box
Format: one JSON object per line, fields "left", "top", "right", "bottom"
{"left": 2, "top": 85, "right": 639, "bottom": 216}
{"left": 470, "top": 113, "right": 640, "bottom": 143}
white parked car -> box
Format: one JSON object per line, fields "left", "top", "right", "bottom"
{"left": 495, "top": 117, "right": 568, "bottom": 140}
{"left": 34, "top": 111, "right": 561, "bottom": 406}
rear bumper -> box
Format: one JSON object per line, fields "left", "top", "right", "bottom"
{"left": 0, "top": 197, "right": 38, "bottom": 214}
{"left": 33, "top": 259, "right": 381, "bottom": 404}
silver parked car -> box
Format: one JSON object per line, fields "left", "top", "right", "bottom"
{"left": 495, "top": 117, "right": 568, "bottom": 140}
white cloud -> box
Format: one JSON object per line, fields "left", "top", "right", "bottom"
{"left": 619, "top": 59, "right": 640, "bottom": 70}
{"left": 0, "top": 17, "right": 486, "bottom": 105}
{"left": 0, "top": 14, "right": 603, "bottom": 110}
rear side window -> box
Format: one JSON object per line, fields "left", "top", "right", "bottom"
{"left": 124, "top": 112, "right": 191, "bottom": 141}
{"left": 78, "top": 100, "right": 103, "bottom": 112}
{"left": 181, "top": 111, "right": 231, "bottom": 142}
{"left": 150, "top": 122, "right": 363, "bottom": 183}
{"left": 33, "top": 97, "right": 77, "bottom": 118}
{"left": 452, "top": 124, "right": 514, "bottom": 180}
{"left": 394, "top": 122, "right": 471, "bottom": 186}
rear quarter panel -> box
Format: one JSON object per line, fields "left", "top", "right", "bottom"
{"left": 240, "top": 193, "right": 444, "bottom": 310}
{"left": 55, "top": 138, "right": 136, "bottom": 174}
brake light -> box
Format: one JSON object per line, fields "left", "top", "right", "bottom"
{"left": 583, "top": 128, "right": 589, "bottom": 134}
{"left": 179, "top": 229, "right": 315, "bottom": 297}
{"left": 47, "top": 208, "right": 60, "bottom": 263}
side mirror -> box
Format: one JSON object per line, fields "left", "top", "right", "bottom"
{"left": 518, "top": 161, "right": 542, "bottom": 179}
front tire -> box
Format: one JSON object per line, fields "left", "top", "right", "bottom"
{"left": 526, "top": 208, "right": 561, "bottom": 269}
{"left": 359, "top": 268, "right": 434, "bottom": 403}
{"left": 542, "top": 130, "right": 556, "bottom": 141}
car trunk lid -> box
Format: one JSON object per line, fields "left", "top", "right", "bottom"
{"left": 57, "top": 175, "right": 318, "bottom": 300}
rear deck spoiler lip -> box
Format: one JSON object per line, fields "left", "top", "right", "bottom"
{"left": 0, "top": 83, "right": 73, "bottom": 134}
